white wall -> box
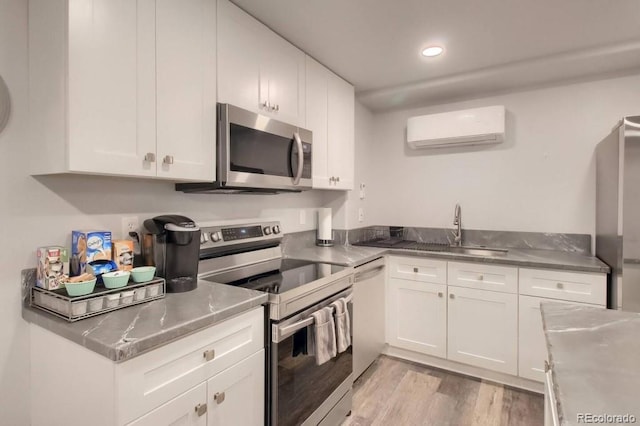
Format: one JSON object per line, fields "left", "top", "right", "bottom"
{"left": 362, "top": 74, "right": 640, "bottom": 235}
{"left": 0, "top": 1, "right": 326, "bottom": 423}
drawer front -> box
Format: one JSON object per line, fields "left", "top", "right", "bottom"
{"left": 519, "top": 268, "right": 606, "bottom": 305}
{"left": 117, "top": 307, "right": 264, "bottom": 425}
{"left": 448, "top": 262, "right": 518, "bottom": 294}
{"left": 388, "top": 256, "right": 447, "bottom": 284}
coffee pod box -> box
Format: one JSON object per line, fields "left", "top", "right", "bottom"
{"left": 71, "top": 230, "right": 112, "bottom": 276}
{"left": 36, "top": 246, "right": 69, "bottom": 290}
{"left": 113, "top": 240, "right": 134, "bottom": 271}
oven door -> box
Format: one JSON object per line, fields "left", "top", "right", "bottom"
{"left": 270, "top": 288, "right": 353, "bottom": 426}
{"left": 219, "top": 103, "right": 312, "bottom": 191}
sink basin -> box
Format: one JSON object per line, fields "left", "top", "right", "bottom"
{"left": 448, "top": 246, "right": 508, "bottom": 256}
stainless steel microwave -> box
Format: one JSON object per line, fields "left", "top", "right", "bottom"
{"left": 176, "top": 103, "right": 312, "bottom": 194}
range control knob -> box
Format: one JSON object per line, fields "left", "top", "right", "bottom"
{"left": 272, "top": 225, "right": 280, "bottom": 234}
{"left": 202, "top": 232, "right": 210, "bottom": 243}
{"left": 200, "top": 234, "right": 206, "bottom": 244}
{"left": 263, "top": 227, "right": 272, "bottom": 235}
{"left": 211, "top": 232, "right": 221, "bottom": 242}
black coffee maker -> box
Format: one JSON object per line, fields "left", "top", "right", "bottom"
{"left": 143, "top": 215, "right": 200, "bottom": 293}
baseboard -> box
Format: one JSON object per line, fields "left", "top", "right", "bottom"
{"left": 383, "top": 345, "right": 544, "bottom": 394}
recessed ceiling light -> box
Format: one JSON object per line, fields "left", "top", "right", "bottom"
{"left": 422, "top": 46, "right": 444, "bottom": 57}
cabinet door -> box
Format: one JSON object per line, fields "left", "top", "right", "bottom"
{"left": 306, "top": 57, "right": 331, "bottom": 188}
{"left": 156, "top": 0, "right": 216, "bottom": 181}
{"left": 217, "top": 0, "right": 261, "bottom": 113}
{"left": 127, "top": 383, "right": 207, "bottom": 426}
{"left": 519, "top": 295, "right": 594, "bottom": 382}
{"left": 260, "top": 29, "right": 305, "bottom": 126}
{"left": 447, "top": 286, "right": 517, "bottom": 375}
{"left": 207, "top": 350, "right": 264, "bottom": 426}
{"left": 67, "top": 0, "right": 156, "bottom": 177}
{"left": 327, "top": 73, "right": 355, "bottom": 190}
{"left": 387, "top": 278, "right": 447, "bottom": 358}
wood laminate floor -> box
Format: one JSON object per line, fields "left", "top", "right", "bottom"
{"left": 343, "top": 356, "right": 544, "bottom": 426}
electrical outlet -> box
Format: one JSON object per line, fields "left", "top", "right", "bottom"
{"left": 359, "top": 183, "right": 366, "bottom": 200}
{"left": 358, "top": 208, "right": 365, "bottom": 222}
{"left": 121, "top": 216, "right": 139, "bottom": 239}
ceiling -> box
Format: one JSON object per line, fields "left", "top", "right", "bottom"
{"left": 231, "top": 0, "right": 640, "bottom": 111}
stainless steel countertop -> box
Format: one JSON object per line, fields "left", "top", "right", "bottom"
{"left": 541, "top": 303, "right": 640, "bottom": 425}
{"left": 22, "top": 280, "right": 268, "bottom": 362}
{"left": 286, "top": 245, "right": 610, "bottom": 273}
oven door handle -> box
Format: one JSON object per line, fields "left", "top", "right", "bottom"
{"left": 292, "top": 132, "right": 304, "bottom": 185}
{"left": 272, "top": 293, "right": 353, "bottom": 343}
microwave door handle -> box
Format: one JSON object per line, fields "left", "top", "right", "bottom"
{"left": 292, "top": 132, "right": 304, "bottom": 185}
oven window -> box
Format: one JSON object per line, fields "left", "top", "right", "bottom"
{"left": 229, "top": 124, "right": 311, "bottom": 178}
{"left": 274, "top": 326, "right": 352, "bottom": 426}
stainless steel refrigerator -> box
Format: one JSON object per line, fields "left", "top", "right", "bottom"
{"left": 596, "top": 115, "right": 640, "bottom": 311}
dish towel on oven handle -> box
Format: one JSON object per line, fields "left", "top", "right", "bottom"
{"left": 309, "top": 306, "right": 337, "bottom": 365}
{"left": 330, "top": 298, "right": 351, "bottom": 353}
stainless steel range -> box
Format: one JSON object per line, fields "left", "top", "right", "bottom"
{"left": 197, "top": 219, "right": 354, "bottom": 426}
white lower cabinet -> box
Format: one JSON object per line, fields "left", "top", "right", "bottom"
{"left": 128, "top": 350, "right": 264, "bottom": 426}
{"left": 447, "top": 286, "right": 518, "bottom": 375}
{"left": 386, "top": 278, "right": 447, "bottom": 358}
{"left": 127, "top": 384, "right": 208, "bottom": 426}
{"left": 207, "top": 350, "right": 264, "bottom": 426}
{"left": 385, "top": 255, "right": 607, "bottom": 388}
{"left": 30, "top": 307, "right": 264, "bottom": 426}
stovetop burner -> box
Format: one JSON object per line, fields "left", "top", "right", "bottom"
{"left": 209, "top": 259, "right": 346, "bottom": 295}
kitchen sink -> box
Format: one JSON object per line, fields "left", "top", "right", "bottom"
{"left": 448, "top": 246, "right": 508, "bottom": 256}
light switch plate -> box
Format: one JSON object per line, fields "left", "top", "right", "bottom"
{"left": 358, "top": 208, "right": 365, "bottom": 222}
{"left": 299, "top": 210, "right": 306, "bottom": 225}
{"left": 121, "top": 216, "right": 139, "bottom": 239}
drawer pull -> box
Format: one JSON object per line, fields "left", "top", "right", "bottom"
{"left": 477, "top": 275, "right": 484, "bottom": 281}
{"left": 144, "top": 152, "right": 155, "bottom": 162}
{"left": 556, "top": 282, "right": 564, "bottom": 289}
{"left": 437, "top": 292, "right": 443, "bottom": 298}
{"left": 163, "top": 155, "right": 174, "bottom": 165}
{"left": 413, "top": 267, "right": 419, "bottom": 273}
{"left": 449, "top": 294, "right": 455, "bottom": 299}
{"left": 195, "top": 403, "right": 207, "bottom": 417}
{"left": 214, "top": 392, "right": 226, "bottom": 404}
{"left": 203, "top": 349, "right": 215, "bottom": 362}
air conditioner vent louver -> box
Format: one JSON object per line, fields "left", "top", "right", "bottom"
{"left": 407, "top": 105, "right": 506, "bottom": 149}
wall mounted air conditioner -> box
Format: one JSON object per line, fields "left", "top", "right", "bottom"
{"left": 407, "top": 105, "right": 506, "bottom": 149}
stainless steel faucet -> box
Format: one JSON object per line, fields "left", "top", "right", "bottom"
{"left": 452, "top": 204, "right": 462, "bottom": 246}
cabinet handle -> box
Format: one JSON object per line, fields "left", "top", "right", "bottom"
{"left": 195, "top": 403, "right": 207, "bottom": 417}
{"left": 413, "top": 267, "right": 418, "bottom": 273}
{"left": 203, "top": 349, "right": 215, "bottom": 362}
{"left": 556, "top": 282, "right": 564, "bottom": 289}
{"left": 449, "top": 294, "right": 455, "bottom": 299}
{"left": 261, "top": 101, "right": 270, "bottom": 110}
{"left": 163, "top": 155, "right": 174, "bottom": 165}
{"left": 438, "top": 292, "right": 443, "bottom": 298}
{"left": 214, "top": 392, "right": 226, "bottom": 404}
{"left": 477, "top": 275, "right": 484, "bottom": 281}
{"left": 544, "top": 360, "right": 550, "bottom": 372}
{"left": 274, "top": 104, "right": 279, "bottom": 112}
{"left": 144, "top": 153, "right": 156, "bottom": 162}
{"left": 336, "top": 176, "right": 340, "bottom": 182}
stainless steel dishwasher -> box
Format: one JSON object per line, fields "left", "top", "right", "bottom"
{"left": 353, "top": 257, "right": 386, "bottom": 379}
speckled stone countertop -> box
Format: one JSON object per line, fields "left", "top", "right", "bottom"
{"left": 541, "top": 303, "right": 640, "bottom": 425}
{"left": 287, "top": 245, "right": 610, "bottom": 273}
{"left": 23, "top": 280, "right": 267, "bottom": 362}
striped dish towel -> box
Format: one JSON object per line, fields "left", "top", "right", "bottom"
{"left": 309, "top": 306, "right": 337, "bottom": 365}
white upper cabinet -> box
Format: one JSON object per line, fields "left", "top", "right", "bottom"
{"left": 29, "top": 0, "right": 216, "bottom": 181}
{"left": 217, "top": 0, "right": 305, "bottom": 126}
{"left": 156, "top": 0, "right": 216, "bottom": 181}
{"left": 305, "top": 56, "right": 355, "bottom": 190}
